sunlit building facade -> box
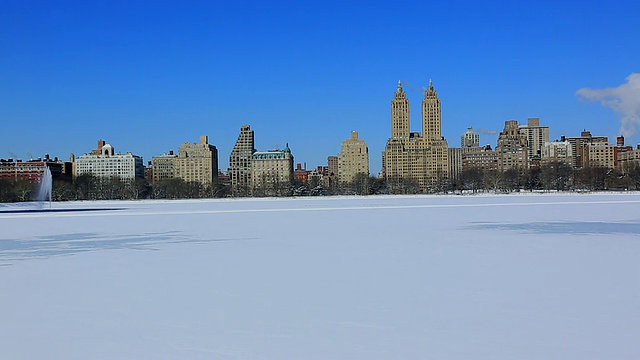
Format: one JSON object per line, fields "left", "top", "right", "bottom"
{"left": 75, "top": 140, "right": 144, "bottom": 181}
{"left": 338, "top": 131, "right": 369, "bottom": 184}
{"left": 229, "top": 125, "right": 256, "bottom": 196}
{"left": 382, "top": 80, "right": 449, "bottom": 192}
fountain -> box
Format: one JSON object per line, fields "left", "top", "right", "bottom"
{"left": 36, "top": 166, "right": 53, "bottom": 210}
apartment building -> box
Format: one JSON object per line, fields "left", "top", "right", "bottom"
{"left": 75, "top": 140, "right": 144, "bottom": 181}
{"left": 496, "top": 120, "right": 528, "bottom": 171}
{"left": 229, "top": 125, "right": 255, "bottom": 196}
{"left": 251, "top": 146, "right": 294, "bottom": 196}
{"left": 338, "top": 131, "right": 369, "bottom": 184}
{"left": 382, "top": 80, "right": 449, "bottom": 192}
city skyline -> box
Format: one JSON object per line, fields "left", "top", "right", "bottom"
{"left": 1, "top": 1, "right": 639, "bottom": 175}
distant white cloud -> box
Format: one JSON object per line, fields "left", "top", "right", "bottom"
{"left": 576, "top": 73, "right": 640, "bottom": 137}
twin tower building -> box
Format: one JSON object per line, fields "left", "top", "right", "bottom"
{"left": 382, "top": 80, "right": 449, "bottom": 191}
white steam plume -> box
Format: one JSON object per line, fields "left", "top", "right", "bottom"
{"left": 477, "top": 128, "right": 498, "bottom": 135}
{"left": 576, "top": 73, "right": 640, "bottom": 137}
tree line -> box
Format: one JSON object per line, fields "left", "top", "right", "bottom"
{"left": 455, "top": 162, "right": 640, "bottom": 193}
{"left": 2, "top": 162, "right": 640, "bottom": 202}
{"left": 0, "top": 174, "right": 231, "bottom": 202}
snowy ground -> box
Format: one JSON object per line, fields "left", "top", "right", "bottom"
{"left": 1, "top": 193, "right": 639, "bottom": 359}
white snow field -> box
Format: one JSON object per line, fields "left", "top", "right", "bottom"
{"left": 1, "top": 193, "right": 639, "bottom": 359}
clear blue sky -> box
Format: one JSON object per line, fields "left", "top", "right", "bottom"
{"left": 2, "top": 0, "right": 639, "bottom": 175}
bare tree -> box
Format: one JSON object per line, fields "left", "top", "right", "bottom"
{"left": 460, "top": 168, "right": 483, "bottom": 193}
{"left": 540, "top": 162, "right": 572, "bottom": 191}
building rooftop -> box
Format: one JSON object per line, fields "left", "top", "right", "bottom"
{"left": 252, "top": 149, "right": 291, "bottom": 160}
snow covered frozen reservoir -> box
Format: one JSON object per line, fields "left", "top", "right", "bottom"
{"left": 1, "top": 194, "right": 639, "bottom": 359}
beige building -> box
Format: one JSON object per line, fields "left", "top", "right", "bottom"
{"left": 382, "top": 80, "right": 449, "bottom": 192}
{"left": 565, "top": 131, "right": 608, "bottom": 168}
{"left": 450, "top": 145, "right": 496, "bottom": 181}
{"left": 251, "top": 146, "right": 294, "bottom": 196}
{"left": 588, "top": 143, "right": 617, "bottom": 169}
{"left": 229, "top": 125, "right": 256, "bottom": 196}
{"left": 496, "top": 120, "right": 528, "bottom": 171}
{"left": 618, "top": 146, "right": 640, "bottom": 173}
{"left": 462, "top": 145, "right": 499, "bottom": 172}
{"left": 151, "top": 151, "right": 177, "bottom": 182}
{"left": 519, "top": 118, "right": 549, "bottom": 159}
{"left": 151, "top": 136, "right": 218, "bottom": 185}
{"left": 541, "top": 141, "right": 573, "bottom": 167}
{"left": 174, "top": 136, "right": 218, "bottom": 185}
{"left": 338, "top": 131, "right": 369, "bottom": 184}
{"left": 449, "top": 147, "right": 464, "bottom": 182}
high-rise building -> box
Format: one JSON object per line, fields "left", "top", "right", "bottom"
{"left": 617, "top": 143, "right": 640, "bottom": 173}
{"left": 451, "top": 128, "right": 481, "bottom": 182}
{"left": 382, "top": 80, "right": 449, "bottom": 192}
{"left": 565, "top": 131, "right": 609, "bottom": 168}
{"left": 174, "top": 135, "right": 219, "bottom": 185}
{"left": 229, "top": 125, "right": 256, "bottom": 196}
{"left": 391, "top": 81, "right": 410, "bottom": 139}
{"left": 496, "top": 120, "right": 528, "bottom": 171}
{"left": 519, "top": 118, "right": 549, "bottom": 160}
{"left": 151, "top": 136, "right": 218, "bottom": 185}
{"left": 75, "top": 140, "right": 144, "bottom": 180}
{"left": 422, "top": 80, "right": 442, "bottom": 144}
{"left": 448, "top": 148, "right": 464, "bottom": 182}
{"left": 450, "top": 146, "right": 490, "bottom": 181}
{"left": 462, "top": 145, "right": 499, "bottom": 172}
{"left": 541, "top": 141, "right": 573, "bottom": 167}
{"left": 422, "top": 81, "right": 450, "bottom": 185}
{"left": 251, "top": 145, "right": 294, "bottom": 196}
{"left": 324, "top": 155, "right": 338, "bottom": 189}
{"left": 461, "top": 127, "right": 480, "bottom": 148}
{"left": 151, "top": 151, "right": 177, "bottom": 182}
{"left": 588, "top": 143, "right": 617, "bottom": 169}
{"left": 338, "top": 131, "right": 369, "bottom": 184}
{"left": 327, "top": 156, "right": 338, "bottom": 177}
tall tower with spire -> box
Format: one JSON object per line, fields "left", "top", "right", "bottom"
{"left": 391, "top": 81, "right": 410, "bottom": 139}
{"left": 422, "top": 79, "right": 442, "bottom": 144}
